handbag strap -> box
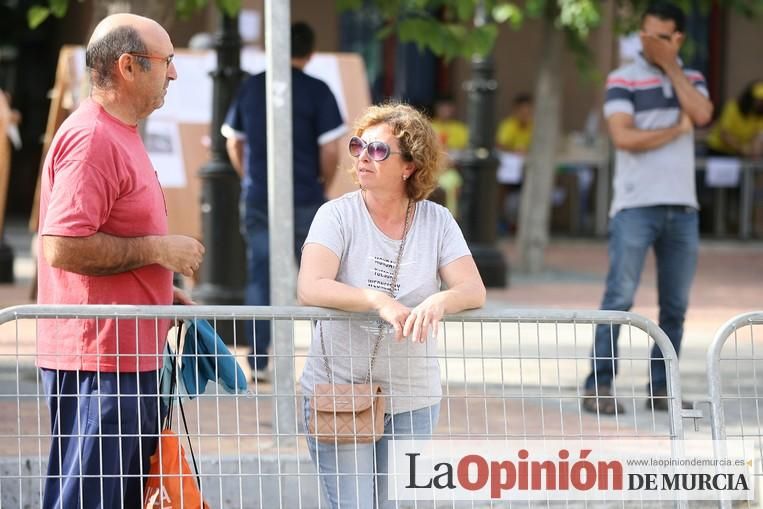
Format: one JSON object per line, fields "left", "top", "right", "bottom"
{"left": 163, "top": 321, "right": 203, "bottom": 488}
{"left": 319, "top": 198, "right": 414, "bottom": 385}
{"left": 160, "top": 324, "right": 183, "bottom": 429}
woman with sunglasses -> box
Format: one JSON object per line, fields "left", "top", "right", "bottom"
{"left": 298, "top": 103, "right": 486, "bottom": 508}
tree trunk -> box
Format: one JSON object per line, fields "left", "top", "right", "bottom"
{"left": 514, "top": 16, "right": 564, "bottom": 274}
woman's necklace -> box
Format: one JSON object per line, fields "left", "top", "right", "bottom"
{"left": 362, "top": 190, "right": 413, "bottom": 240}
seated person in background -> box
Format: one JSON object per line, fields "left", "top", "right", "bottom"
{"left": 706, "top": 80, "right": 763, "bottom": 158}
{"left": 430, "top": 96, "right": 467, "bottom": 218}
{"left": 496, "top": 93, "right": 533, "bottom": 153}
{"left": 431, "top": 96, "right": 468, "bottom": 151}
{"left": 495, "top": 93, "right": 534, "bottom": 233}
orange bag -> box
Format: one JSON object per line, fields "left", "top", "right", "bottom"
{"left": 143, "top": 429, "right": 210, "bottom": 509}
{"left": 144, "top": 325, "right": 210, "bottom": 508}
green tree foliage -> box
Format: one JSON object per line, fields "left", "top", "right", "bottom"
{"left": 28, "top": 0, "right": 763, "bottom": 38}
{"left": 336, "top": 0, "right": 597, "bottom": 61}
{"left": 26, "top": 0, "right": 242, "bottom": 29}
{"left": 337, "top": 0, "right": 763, "bottom": 60}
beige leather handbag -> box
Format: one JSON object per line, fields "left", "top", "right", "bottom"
{"left": 309, "top": 382, "right": 385, "bottom": 443}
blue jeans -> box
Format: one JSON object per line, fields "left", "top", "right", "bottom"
{"left": 41, "top": 369, "right": 162, "bottom": 509}
{"left": 584, "top": 206, "right": 699, "bottom": 393}
{"left": 304, "top": 397, "right": 440, "bottom": 509}
{"left": 244, "top": 204, "right": 321, "bottom": 371}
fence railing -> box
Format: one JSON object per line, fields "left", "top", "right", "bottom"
{"left": 0, "top": 305, "right": 695, "bottom": 508}
{"left": 707, "top": 311, "right": 763, "bottom": 509}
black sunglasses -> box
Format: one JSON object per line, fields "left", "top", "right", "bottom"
{"left": 349, "top": 136, "right": 403, "bottom": 162}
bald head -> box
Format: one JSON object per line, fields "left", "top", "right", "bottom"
{"left": 86, "top": 13, "right": 171, "bottom": 90}
{"left": 89, "top": 13, "right": 162, "bottom": 48}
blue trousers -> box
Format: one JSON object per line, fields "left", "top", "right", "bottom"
{"left": 41, "top": 369, "right": 163, "bottom": 509}
{"left": 244, "top": 204, "right": 321, "bottom": 371}
{"left": 585, "top": 206, "right": 699, "bottom": 392}
{"left": 304, "top": 397, "right": 440, "bottom": 509}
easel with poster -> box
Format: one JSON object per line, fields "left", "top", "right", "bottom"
{"left": 31, "top": 45, "right": 371, "bottom": 241}
{"left": 0, "top": 88, "right": 23, "bottom": 282}
{"left": 0, "top": 93, "right": 11, "bottom": 237}
{"left": 29, "top": 45, "right": 85, "bottom": 232}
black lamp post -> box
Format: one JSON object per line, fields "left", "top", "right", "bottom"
{"left": 193, "top": 13, "right": 246, "bottom": 305}
{"left": 0, "top": 46, "right": 16, "bottom": 283}
{"left": 457, "top": 6, "right": 508, "bottom": 287}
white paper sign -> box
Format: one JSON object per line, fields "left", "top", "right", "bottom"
{"left": 304, "top": 54, "right": 349, "bottom": 122}
{"left": 239, "top": 9, "right": 261, "bottom": 43}
{"left": 705, "top": 157, "right": 741, "bottom": 188}
{"left": 145, "top": 119, "right": 186, "bottom": 188}
{"left": 619, "top": 33, "right": 642, "bottom": 64}
{"left": 156, "top": 52, "right": 216, "bottom": 123}
{"left": 158, "top": 50, "right": 347, "bottom": 125}
{"left": 496, "top": 151, "right": 525, "bottom": 184}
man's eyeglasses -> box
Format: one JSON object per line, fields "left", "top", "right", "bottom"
{"left": 126, "top": 52, "right": 174, "bottom": 67}
{"left": 641, "top": 31, "right": 674, "bottom": 42}
{"left": 348, "top": 136, "right": 403, "bottom": 162}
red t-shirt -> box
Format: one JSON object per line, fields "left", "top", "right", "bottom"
{"left": 37, "top": 99, "right": 173, "bottom": 372}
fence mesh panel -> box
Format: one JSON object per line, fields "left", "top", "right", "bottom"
{"left": 0, "top": 305, "right": 687, "bottom": 508}
{"left": 708, "top": 312, "right": 763, "bottom": 509}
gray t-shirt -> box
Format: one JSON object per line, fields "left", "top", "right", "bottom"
{"left": 299, "top": 190, "right": 471, "bottom": 413}
{"left": 603, "top": 54, "right": 707, "bottom": 216}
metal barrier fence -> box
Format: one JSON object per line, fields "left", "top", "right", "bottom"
{"left": 0, "top": 304, "right": 688, "bottom": 508}
{"left": 708, "top": 312, "right": 763, "bottom": 509}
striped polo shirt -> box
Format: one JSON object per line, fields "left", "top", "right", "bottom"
{"left": 603, "top": 53, "right": 708, "bottom": 216}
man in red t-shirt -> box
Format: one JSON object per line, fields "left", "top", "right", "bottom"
{"left": 36, "top": 13, "right": 205, "bottom": 509}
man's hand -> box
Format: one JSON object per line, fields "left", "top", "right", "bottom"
{"left": 640, "top": 31, "right": 682, "bottom": 72}
{"left": 173, "top": 286, "right": 195, "bottom": 305}
{"left": 153, "top": 235, "right": 205, "bottom": 277}
{"left": 677, "top": 112, "right": 693, "bottom": 134}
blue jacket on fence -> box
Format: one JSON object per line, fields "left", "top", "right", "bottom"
{"left": 161, "top": 320, "right": 248, "bottom": 399}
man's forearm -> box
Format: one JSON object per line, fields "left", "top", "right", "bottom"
{"left": 320, "top": 159, "right": 338, "bottom": 188}
{"left": 612, "top": 125, "right": 685, "bottom": 152}
{"left": 43, "top": 232, "right": 159, "bottom": 276}
{"left": 664, "top": 65, "right": 713, "bottom": 126}
{"left": 319, "top": 141, "right": 339, "bottom": 189}
{"left": 225, "top": 137, "right": 244, "bottom": 177}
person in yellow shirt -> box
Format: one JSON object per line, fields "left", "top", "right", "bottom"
{"left": 496, "top": 93, "right": 533, "bottom": 233}
{"left": 707, "top": 80, "right": 763, "bottom": 158}
{"left": 431, "top": 96, "right": 468, "bottom": 150}
{"left": 430, "top": 97, "right": 467, "bottom": 218}
{"left": 496, "top": 93, "right": 533, "bottom": 153}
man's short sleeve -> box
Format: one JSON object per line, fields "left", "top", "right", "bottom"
{"left": 603, "top": 73, "right": 634, "bottom": 118}
{"left": 315, "top": 82, "right": 346, "bottom": 146}
{"left": 221, "top": 83, "right": 247, "bottom": 140}
{"left": 41, "top": 160, "right": 118, "bottom": 237}
{"left": 686, "top": 70, "right": 710, "bottom": 98}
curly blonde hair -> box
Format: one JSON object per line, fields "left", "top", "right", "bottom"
{"left": 350, "top": 102, "right": 444, "bottom": 202}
